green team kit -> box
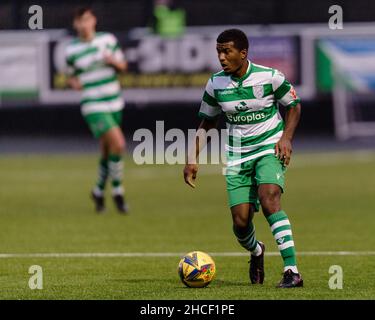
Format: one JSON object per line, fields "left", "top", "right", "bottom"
{"left": 65, "top": 32, "right": 124, "bottom": 138}
{"left": 198, "top": 59, "right": 301, "bottom": 280}
{"left": 198, "top": 61, "right": 300, "bottom": 209}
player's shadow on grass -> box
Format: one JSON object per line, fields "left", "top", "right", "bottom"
{"left": 108, "top": 278, "right": 164, "bottom": 283}
{"left": 176, "top": 279, "right": 254, "bottom": 289}
{"left": 108, "top": 278, "right": 253, "bottom": 289}
{"left": 212, "top": 279, "right": 253, "bottom": 287}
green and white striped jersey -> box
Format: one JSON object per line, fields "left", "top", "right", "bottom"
{"left": 199, "top": 60, "right": 300, "bottom": 166}
{"left": 65, "top": 32, "right": 124, "bottom": 115}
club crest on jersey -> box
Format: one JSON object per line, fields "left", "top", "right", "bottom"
{"left": 253, "top": 85, "right": 264, "bottom": 99}
{"left": 234, "top": 101, "right": 250, "bottom": 112}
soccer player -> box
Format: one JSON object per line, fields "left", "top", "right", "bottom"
{"left": 65, "top": 7, "right": 128, "bottom": 213}
{"left": 183, "top": 29, "right": 303, "bottom": 288}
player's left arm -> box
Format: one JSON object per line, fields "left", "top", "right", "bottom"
{"left": 104, "top": 55, "right": 127, "bottom": 73}
{"left": 183, "top": 77, "right": 222, "bottom": 188}
{"left": 272, "top": 70, "right": 301, "bottom": 166}
{"left": 65, "top": 49, "right": 82, "bottom": 91}
{"left": 104, "top": 34, "right": 128, "bottom": 73}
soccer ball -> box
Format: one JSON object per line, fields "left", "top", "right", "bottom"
{"left": 178, "top": 251, "right": 216, "bottom": 288}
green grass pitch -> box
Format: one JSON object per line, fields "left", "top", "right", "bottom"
{"left": 0, "top": 151, "right": 374, "bottom": 299}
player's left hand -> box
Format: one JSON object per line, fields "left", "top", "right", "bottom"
{"left": 104, "top": 54, "right": 117, "bottom": 67}
{"left": 275, "top": 137, "right": 292, "bottom": 166}
{"left": 104, "top": 54, "right": 127, "bottom": 72}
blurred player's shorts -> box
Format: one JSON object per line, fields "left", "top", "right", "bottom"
{"left": 84, "top": 111, "right": 123, "bottom": 138}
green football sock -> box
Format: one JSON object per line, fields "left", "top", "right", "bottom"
{"left": 233, "top": 222, "right": 259, "bottom": 253}
{"left": 108, "top": 154, "right": 124, "bottom": 194}
{"left": 266, "top": 210, "right": 298, "bottom": 273}
{"left": 96, "top": 158, "right": 108, "bottom": 191}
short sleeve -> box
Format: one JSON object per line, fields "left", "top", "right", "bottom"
{"left": 272, "top": 69, "right": 300, "bottom": 109}
{"left": 106, "top": 34, "right": 125, "bottom": 62}
{"left": 198, "top": 78, "right": 221, "bottom": 119}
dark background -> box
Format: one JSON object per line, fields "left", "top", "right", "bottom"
{"left": 1, "top": 0, "right": 374, "bottom": 31}
{"left": 0, "top": 0, "right": 373, "bottom": 139}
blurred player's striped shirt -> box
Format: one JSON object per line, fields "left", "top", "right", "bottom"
{"left": 65, "top": 32, "right": 124, "bottom": 115}
{"left": 199, "top": 61, "right": 300, "bottom": 166}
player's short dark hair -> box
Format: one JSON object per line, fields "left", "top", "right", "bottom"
{"left": 73, "top": 6, "right": 95, "bottom": 19}
{"left": 217, "top": 29, "right": 249, "bottom": 51}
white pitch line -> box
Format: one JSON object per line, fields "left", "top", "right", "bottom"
{"left": 0, "top": 251, "right": 374, "bottom": 259}
{"left": 126, "top": 151, "right": 375, "bottom": 179}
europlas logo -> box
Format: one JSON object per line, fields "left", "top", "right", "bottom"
{"left": 226, "top": 111, "right": 267, "bottom": 124}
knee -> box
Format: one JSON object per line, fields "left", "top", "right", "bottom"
{"left": 232, "top": 212, "right": 248, "bottom": 229}
{"left": 259, "top": 187, "right": 281, "bottom": 215}
{"left": 117, "top": 138, "right": 126, "bottom": 153}
{"left": 231, "top": 205, "right": 254, "bottom": 229}
{"left": 111, "top": 136, "right": 126, "bottom": 154}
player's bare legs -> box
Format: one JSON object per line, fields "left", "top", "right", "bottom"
{"left": 102, "top": 126, "right": 126, "bottom": 156}
{"left": 231, "top": 203, "right": 255, "bottom": 233}
{"left": 99, "top": 138, "right": 110, "bottom": 160}
{"left": 258, "top": 183, "right": 303, "bottom": 288}
{"left": 231, "top": 203, "right": 265, "bottom": 284}
{"left": 258, "top": 184, "right": 282, "bottom": 217}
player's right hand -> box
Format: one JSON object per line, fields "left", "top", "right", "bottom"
{"left": 67, "top": 77, "right": 82, "bottom": 91}
{"left": 104, "top": 54, "right": 116, "bottom": 66}
{"left": 183, "top": 164, "right": 198, "bottom": 188}
{"left": 275, "top": 136, "right": 292, "bottom": 166}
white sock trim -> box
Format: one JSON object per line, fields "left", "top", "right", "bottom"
{"left": 270, "top": 219, "right": 290, "bottom": 232}
{"left": 251, "top": 242, "right": 263, "bottom": 256}
{"left": 274, "top": 229, "right": 292, "bottom": 240}
{"left": 109, "top": 161, "right": 123, "bottom": 180}
{"left": 112, "top": 186, "right": 124, "bottom": 196}
{"left": 284, "top": 266, "right": 299, "bottom": 274}
{"left": 278, "top": 240, "right": 295, "bottom": 251}
{"left": 93, "top": 186, "right": 104, "bottom": 197}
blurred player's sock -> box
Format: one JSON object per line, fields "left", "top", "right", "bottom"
{"left": 266, "top": 210, "right": 298, "bottom": 274}
{"left": 233, "top": 223, "right": 262, "bottom": 255}
{"left": 95, "top": 158, "right": 109, "bottom": 194}
{"left": 108, "top": 154, "right": 123, "bottom": 192}
{"left": 108, "top": 154, "right": 128, "bottom": 213}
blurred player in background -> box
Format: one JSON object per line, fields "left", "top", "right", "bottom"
{"left": 184, "top": 29, "right": 303, "bottom": 288}
{"left": 65, "top": 7, "right": 128, "bottom": 214}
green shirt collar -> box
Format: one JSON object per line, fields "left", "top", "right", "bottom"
{"left": 231, "top": 60, "right": 252, "bottom": 83}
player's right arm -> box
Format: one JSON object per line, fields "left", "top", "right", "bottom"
{"left": 103, "top": 33, "right": 128, "bottom": 73}
{"left": 65, "top": 44, "right": 82, "bottom": 91}
{"left": 183, "top": 78, "right": 221, "bottom": 188}
{"left": 184, "top": 118, "right": 220, "bottom": 188}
